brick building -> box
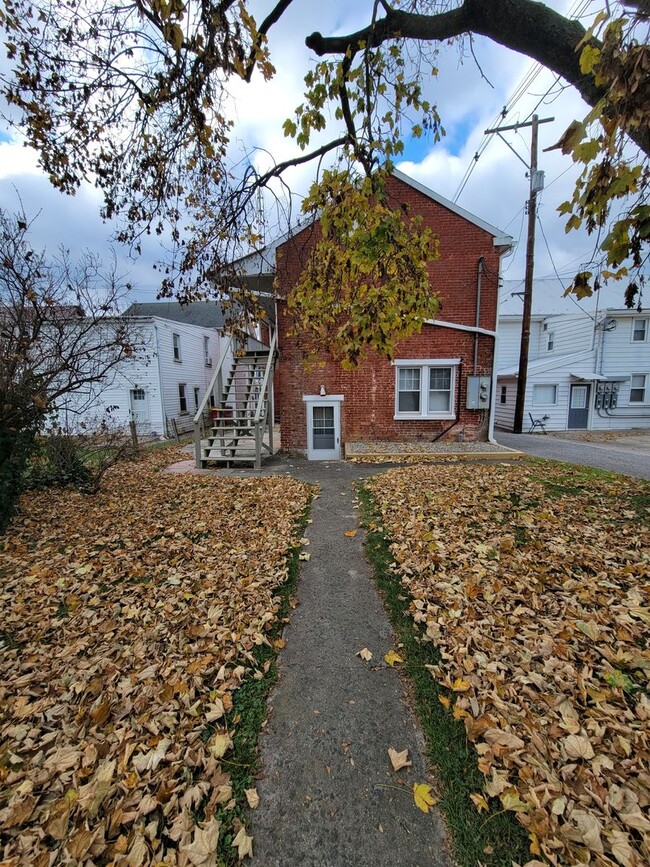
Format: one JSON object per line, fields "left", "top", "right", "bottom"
{"left": 239, "top": 171, "right": 512, "bottom": 459}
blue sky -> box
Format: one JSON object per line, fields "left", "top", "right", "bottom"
{"left": 0, "top": 0, "right": 634, "bottom": 310}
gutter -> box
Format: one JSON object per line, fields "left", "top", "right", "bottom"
{"left": 423, "top": 317, "right": 501, "bottom": 445}
{"left": 152, "top": 319, "right": 167, "bottom": 436}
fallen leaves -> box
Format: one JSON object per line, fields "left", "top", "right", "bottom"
{"left": 413, "top": 783, "right": 437, "bottom": 813}
{"left": 0, "top": 447, "right": 311, "bottom": 866}
{"left": 368, "top": 463, "right": 650, "bottom": 866}
{"left": 388, "top": 748, "right": 411, "bottom": 772}
{"left": 384, "top": 649, "right": 403, "bottom": 667}
{"left": 343, "top": 529, "right": 357, "bottom": 537}
{"left": 356, "top": 647, "right": 373, "bottom": 661}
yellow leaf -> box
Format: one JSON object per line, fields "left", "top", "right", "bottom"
{"left": 244, "top": 788, "right": 259, "bottom": 810}
{"left": 451, "top": 678, "right": 471, "bottom": 692}
{"left": 500, "top": 790, "right": 530, "bottom": 813}
{"left": 356, "top": 647, "right": 372, "bottom": 661}
{"left": 469, "top": 793, "right": 489, "bottom": 813}
{"left": 384, "top": 650, "right": 403, "bottom": 667}
{"left": 388, "top": 747, "right": 411, "bottom": 771}
{"left": 181, "top": 817, "right": 221, "bottom": 866}
{"left": 208, "top": 733, "right": 233, "bottom": 759}
{"left": 232, "top": 826, "right": 253, "bottom": 859}
{"left": 413, "top": 782, "right": 437, "bottom": 813}
{"left": 344, "top": 530, "right": 357, "bottom": 537}
{"left": 438, "top": 695, "right": 450, "bottom": 709}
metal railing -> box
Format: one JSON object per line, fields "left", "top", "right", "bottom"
{"left": 193, "top": 336, "right": 232, "bottom": 467}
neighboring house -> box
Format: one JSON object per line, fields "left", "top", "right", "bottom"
{"left": 234, "top": 170, "right": 513, "bottom": 460}
{"left": 496, "top": 279, "right": 650, "bottom": 431}
{"left": 57, "top": 313, "right": 224, "bottom": 437}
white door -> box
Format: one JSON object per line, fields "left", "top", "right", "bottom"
{"left": 129, "top": 388, "right": 149, "bottom": 428}
{"left": 306, "top": 401, "right": 341, "bottom": 460}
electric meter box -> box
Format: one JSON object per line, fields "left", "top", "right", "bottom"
{"left": 466, "top": 375, "right": 491, "bottom": 409}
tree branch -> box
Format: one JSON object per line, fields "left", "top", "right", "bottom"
{"left": 306, "top": 0, "right": 650, "bottom": 156}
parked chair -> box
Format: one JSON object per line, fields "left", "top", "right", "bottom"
{"left": 528, "top": 412, "right": 549, "bottom": 434}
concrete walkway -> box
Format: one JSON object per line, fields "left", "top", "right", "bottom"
{"left": 249, "top": 458, "right": 453, "bottom": 867}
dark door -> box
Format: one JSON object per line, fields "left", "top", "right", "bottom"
{"left": 568, "top": 384, "right": 590, "bottom": 429}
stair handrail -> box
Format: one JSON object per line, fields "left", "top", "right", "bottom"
{"left": 253, "top": 330, "right": 277, "bottom": 423}
{"left": 193, "top": 335, "right": 233, "bottom": 425}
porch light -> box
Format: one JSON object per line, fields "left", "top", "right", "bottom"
{"left": 320, "top": 385, "right": 326, "bottom": 396}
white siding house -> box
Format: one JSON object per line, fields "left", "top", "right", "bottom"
{"left": 57, "top": 316, "right": 225, "bottom": 437}
{"left": 496, "top": 280, "right": 650, "bottom": 432}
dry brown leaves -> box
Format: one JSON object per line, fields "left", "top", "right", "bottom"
{"left": 368, "top": 463, "right": 649, "bottom": 866}
{"left": 0, "top": 448, "right": 311, "bottom": 866}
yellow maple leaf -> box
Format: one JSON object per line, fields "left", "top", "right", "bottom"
{"left": 384, "top": 650, "right": 404, "bottom": 667}
{"left": 344, "top": 529, "right": 357, "bottom": 537}
{"left": 413, "top": 782, "right": 437, "bottom": 813}
{"left": 469, "top": 792, "right": 489, "bottom": 813}
{"left": 356, "top": 647, "right": 372, "bottom": 661}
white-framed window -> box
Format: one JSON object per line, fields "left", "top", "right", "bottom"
{"left": 178, "top": 383, "right": 188, "bottom": 414}
{"left": 194, "top": 386, "right": 200, "bottom": 410}
{"left": 532, "top": 384, "right": 558, "bottom": 406}
{"left": 547, "top": 331, "right": 555, "bottom": 351}
{"left": 204, "top": 335, "right": 212, "bottom": 366}
{"left": 500, "top": 385, "right": 507, "bottom": 405}
{"left": 630, "top": 374, "right": 647, "bottom": 403}
{"left": 394, "top": 359, "right": 458, "bottom": 419}
{"left": 632, "top": 318, "right": 647, "bottom": 342}
{"left": 173, "top": 333, "right": 182, "bottom": 361}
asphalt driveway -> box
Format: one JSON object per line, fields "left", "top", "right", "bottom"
{"left": 496, "top": 431, "right": 650, "bottom": 480}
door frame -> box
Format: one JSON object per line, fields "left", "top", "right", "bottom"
{"left": 303, "top": 395, "right": 344, "bottom": 460}
{"left": 567, "top": 382, "right": 591, "bottom": 430}
{"left": 129, "top": 387, "right": 149, "bottom": 429}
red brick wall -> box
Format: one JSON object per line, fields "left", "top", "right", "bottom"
{"left": 275, "top": 175, "right": 506, "bottom": 448}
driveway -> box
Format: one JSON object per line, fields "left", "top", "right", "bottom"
{"left": 496, "top": 431, "right": 650, "bottom": 480}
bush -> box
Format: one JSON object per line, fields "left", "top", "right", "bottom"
{"left": 22, "top": 423, "right": 136, "bottom": 495}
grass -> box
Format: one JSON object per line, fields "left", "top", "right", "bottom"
{"left": 356, "top": 485, "right": 530, "bottom": 867}
{"left": 214, "top": 496, "right": 312, "bottom": 865}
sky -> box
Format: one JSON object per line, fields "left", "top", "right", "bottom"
{"left": 0, "top": 0, "right": 630, "bottom": 315}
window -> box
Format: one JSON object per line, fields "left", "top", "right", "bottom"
{"left": 194, "top": 386, "right": 200, "bottom": 410}
{"left": 204, "top": 335, "right": 212, "bottom": 366}
{"left": 428, "top": 367, "right": 452, "bottom": 413}
{"left": 547, "top": 331, "right": 555, "bottom": 351}
{"left": 630, "top": 374, "right": 646, "bottom": 403}
{"left": 394, "top": 360, "right": 458, "bottom": 419}
{"left": 632, "top": 318, "right": 647, "bottom": 342}
{"left": 500, "top": 385, "right": 507, "bottom": 405}
{"left": 173, "top": 333, "right": 182, "bottom": 361}
{"left": 533, "top": 384, "right": 558, "bottom": 405}
{"left": 178, "top": 383, "right": 188, "bottom": 413}
{"left": 397, "top": 368, "right": 421, "bottom": 413}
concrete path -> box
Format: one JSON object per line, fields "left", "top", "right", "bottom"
{"left": 495, "top": 431, "right": 650, "bottom": 480}
{"left": 249, "top": 458, "right": 453, "bottom": 867}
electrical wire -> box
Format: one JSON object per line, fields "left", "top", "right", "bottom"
{"left": 537, "top": 213, "right": 599, "bottom": 321}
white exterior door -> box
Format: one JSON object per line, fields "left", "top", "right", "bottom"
{"left": 304, "top": 397, "right": 342, "bottom": 460}
{"left": 129, "top": 388, "right": 149, "bottom": 428}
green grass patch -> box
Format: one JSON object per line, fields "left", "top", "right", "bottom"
{"left": 214, "top": 497, "right": 312, "bottom": 865}
{"left": 357, "top": 485, "right": 530, "bottom": 867}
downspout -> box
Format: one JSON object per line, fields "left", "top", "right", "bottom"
{"left": 473, "top": 257, "right": 484, "bottom": 374}
{"left": 152, "top": 319, "right": 167, "bottom": 436}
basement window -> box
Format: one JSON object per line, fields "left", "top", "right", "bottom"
{"left": 178, "top": 383, "right": 188, "bottom": 414}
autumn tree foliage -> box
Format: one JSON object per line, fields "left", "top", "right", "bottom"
{"left": 0, "top": 1, "right": 648, "bottom": 357}
{"left": 0, "top": 211, "right": 133, "bottom": 531}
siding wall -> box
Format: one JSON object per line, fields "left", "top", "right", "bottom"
{"left": 592, "top": 313, "right": 650, "bottom": 430}
{"left": 55, "top": 319, "right": 223, "bottom": 436}
{"left": 276, "top": 174, "right": 506, "bottom": 448}
{"left": 55, "top": 322, "right": 164, "bottom": 433}
{"left": 153, "top": 319, "right": 222, "bottom": 434}
{"left": 494, "top": 377, "right": 517, "bottom": 431}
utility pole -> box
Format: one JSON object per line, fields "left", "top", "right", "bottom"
{"left": 485, "top": 114, "right": 553, "bottom": 433}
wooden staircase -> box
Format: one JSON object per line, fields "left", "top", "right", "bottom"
{"left": 195, "top": 336, "right": 276, "bottom": 469}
